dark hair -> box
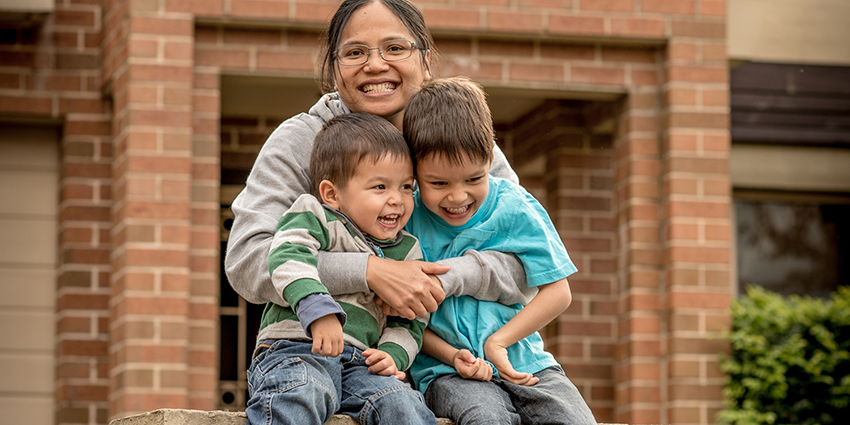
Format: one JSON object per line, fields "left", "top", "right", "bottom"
{"left": 403, "top": 76, "right": 495, "bottom": 167}
{"left": 310, "top": 112, "right": 413, "bottom": 197}
{"left": 319, "top": 0, "right": 438, "bottom": 93}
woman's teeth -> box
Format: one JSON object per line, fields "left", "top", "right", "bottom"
{"left": 362, "top": 83, "right": 396, "bottom": 93}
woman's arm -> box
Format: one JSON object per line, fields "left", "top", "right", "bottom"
{"left": 225, "top": 114, "right": 320, "bottom": 305}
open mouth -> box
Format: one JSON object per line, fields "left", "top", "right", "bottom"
{"left": 361, "top": 82, "right": 397, "bottom": 94}
{"left": 441, "top": 204, "right": 472, "bottom": 220}
{"left": 377, "top": 214, "right": 400, "bottom": 227}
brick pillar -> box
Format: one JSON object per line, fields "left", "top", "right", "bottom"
{"left": 613, "top": 89, "right": 665, "bottom": 424}
{"left": 51, "top": 1, "right": 114, "bottom": 424}
{"left": 188, "top": 65, "right": 222, "bottom": 410}
{"left": 102, "top": 0, "right": 214, "bottom": 418}
{"left": 660, "top": 17, "right": 732, "bottom": 425}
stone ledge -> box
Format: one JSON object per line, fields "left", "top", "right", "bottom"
{"left": 108, "top": 408, "right": 456, "bottom": 425}
{"left": 109, "top": 408, "right": 627, "bottom": 425}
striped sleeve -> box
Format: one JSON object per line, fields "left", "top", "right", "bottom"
{"left": 267, "top": 195, "right": 332, "bottom": 308}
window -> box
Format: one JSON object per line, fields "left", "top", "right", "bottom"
{"left": 735, "top": 192, "right": 850, "bottom": 297}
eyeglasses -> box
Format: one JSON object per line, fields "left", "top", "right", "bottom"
{"left": 336, "top": 39, "right": 422, "bottom": 66}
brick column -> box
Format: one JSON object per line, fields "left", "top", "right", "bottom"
{"left": 188, "top": 64, "right": 222, "bottom": 410}
{"left": 613, "top": 89, "right": 666, "bottom": 424}
{"left": 102, "top": 0, "right": 212, "bottom": 418}
{"left": 48, "top": 1, "right": 114, "bottom": 424}
{"left": 660, "top": 13, "right": 732, "bottom": 425}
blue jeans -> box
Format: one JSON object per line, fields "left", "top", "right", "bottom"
{"left": 246, "top": 340, "right": 436, "bottom": 425}
{"left": 424, "top": 366, "right": 596, "bottom": 425}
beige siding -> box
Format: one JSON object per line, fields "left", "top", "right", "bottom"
{"left": 0, "top": 126, "right": 58, "bottom": 425}
{"left": 729, "top": 0, "right": 850, "bottom": 65}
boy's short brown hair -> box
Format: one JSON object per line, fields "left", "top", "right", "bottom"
{"left": 310, "top": 112, "right": 412, "bottom": 197}
{"left": 403, "top": 76, "right": 494, "bottom": 167}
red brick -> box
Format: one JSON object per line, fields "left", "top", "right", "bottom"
{"left": 122, "top": 296, "right": 189, "bottom": 316}
{"left": 667, "top": 111, "right": 728, "bottom": 129}
{"left": 120, "top": 201, "right": 191, "bottom": 219}
{"left": 488, "top": 10, "right": 544, "bottom": 33}
{"left": 59, "top": 293, "right": 109, "bottom": 310}
{"left": 457, "top": 0, "right": 510, "bottom": 5}
{"left": 223, "top": 28, "right": 283, "bottom": 45}
{"left": 164, "top": 41, "right": 192, "bottom": 61}
{"left": 667, "top": 246, "right": 729, "bottom": 264}
{"left": 194, "top": 26, "right": 219, "bottom": 44}
{"left": 194, "top": 47, "right": 250, "bottom": 68}
{"left": 540, "top": 43, "right": 596, "bottom": 60}
{"left": 130, "top": 109, "right": 192, "bottom": 128}
{"left": 54, "top": 9, "right": 96, "bottom": 27}
{"left": 294, "top": 1, "right": 339, "bottom": 22}
{"left": 256, "top": 51, "right": 314, "bottom": 71}
{"left": 165, "top": 0, "right": 224, "bottom": 15}
{"left": 666, "top": 177, "right": 698, "bottom": 195}
{"left": 130, "top": 16, "right": 192, "bottom": 36}
{"left": 701, "top": 0, "right": 727, "bottom": 16}
{"left": 667, "top": 156, "right": 728, "bottom": 174}
{"left": 702, "top": 41, "right": 728, "bottom": 61}
{"left": 668, "top": 199, "right": 729, "bottom": 218}
{"left": 631, "top": 69, "right": 658, "bottom": 86}
{"left": 601, "top": 46, "right": 656, "bottom": 63}
{"left": 642, "top": 0, "right": 695, "bottom": 14}
{"left": 423, "top": 8, "right": 481, "bottom": 31}
{"left": 672, "top": 19, "right": 726, "bottom": 38}
{"left": 479, "top": 40, "right": 534, "bottom": 57}
{"left": 579, "top": 0, "right": 634, "bottom": 12}
{"left": 668, "top": 65, "right": 728, "bottom": 83}
{"left": 549, "top": 14, "right": 606, "bottom": 36}
{"left": 703, "top": 178, "right": 730, "bottom": 196}
{"left": 610, "top": 17, "right": 665, "bottom": 38}
{"left": 572, "top": 66, "right": 625, "bottom": 85}
{"left": 509, "top": 63, "right": 564, "bottom": 82}
{"left": 0, "top": 94, "right": 52, "bottom": 114}
{"left": 129, "top": 64, "right": 192, "bottom": 82}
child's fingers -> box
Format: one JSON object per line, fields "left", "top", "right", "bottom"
{"left": 473, "top": 359, "right": 493, "bottom": 381}
{"left": 499, "top": 368, "right": 538, "bottom": 386}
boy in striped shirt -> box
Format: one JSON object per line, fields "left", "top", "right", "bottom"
{"left": 245, "top": 112, "right": 435, "bottom": 425}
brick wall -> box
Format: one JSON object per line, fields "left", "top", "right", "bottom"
{"left": 0, "top": 1, "right": 112, "bottom": 424}
{"left": 1, "top": 0, "right": 731, "bottom": 424}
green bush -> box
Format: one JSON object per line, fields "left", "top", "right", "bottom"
{"left": 718, "top": 286, "right": 850, "bottom": 425}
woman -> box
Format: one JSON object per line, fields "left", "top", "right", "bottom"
{"left": 225, "top": 0, "right": 530, "bottom": 322}
{"left": 227, "top": 1, "right": 535, "bottom": 424}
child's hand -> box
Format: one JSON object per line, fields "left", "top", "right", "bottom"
{"left": 362, "top": 348, "right": 405, "bottom": 380}
{"left": 484, "top": 336, "right": 539, "bottom": 386}
{"left": 310, "top": 315, "right": 344, "bottom": 357}
{"left": 452, "top": 349, "right": 493, "bottom": 381}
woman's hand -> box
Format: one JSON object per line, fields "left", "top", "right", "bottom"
{"left": 484, "top": 336, "right": 538, "bottom": 386}
{"left": 363, "top": 348, "right": 405, "bottom": 380}
{"left": 366, "top": 256, "right": 449, "bottom": 319}
{"left": 452, "top": 349, "right": 493, "bottom": 381}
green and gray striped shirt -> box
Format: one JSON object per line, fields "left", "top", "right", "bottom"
{"left": 259, "top": 194, "right": 426, "bottom": 371}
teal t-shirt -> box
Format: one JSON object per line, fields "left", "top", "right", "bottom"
{"left": 406, "top": 176, "right": 577, "bottom": 393}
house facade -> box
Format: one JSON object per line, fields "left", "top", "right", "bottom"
{"left": 0, "top": 0, "right": 846, "bottom": 424}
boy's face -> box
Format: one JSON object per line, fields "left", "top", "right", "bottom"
{"left": 322, "top": 154, "right": 415, "bottom": 241}
{"left": 416, "top": 152, "right": 491, "bottom": 227}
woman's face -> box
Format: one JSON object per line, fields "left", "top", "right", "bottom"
{"left": 334, "top": 2, "right": 431, "bottom": 129}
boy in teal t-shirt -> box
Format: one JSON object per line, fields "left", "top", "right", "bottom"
{"left": 403, "top": 77, "right": 596, "bottom": 425}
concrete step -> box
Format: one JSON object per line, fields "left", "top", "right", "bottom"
{"left": 110, "top": 409, "right": 626, "bottom": 425}
{"left": 108, "top": 408, "right": 456, "bottom": 425}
